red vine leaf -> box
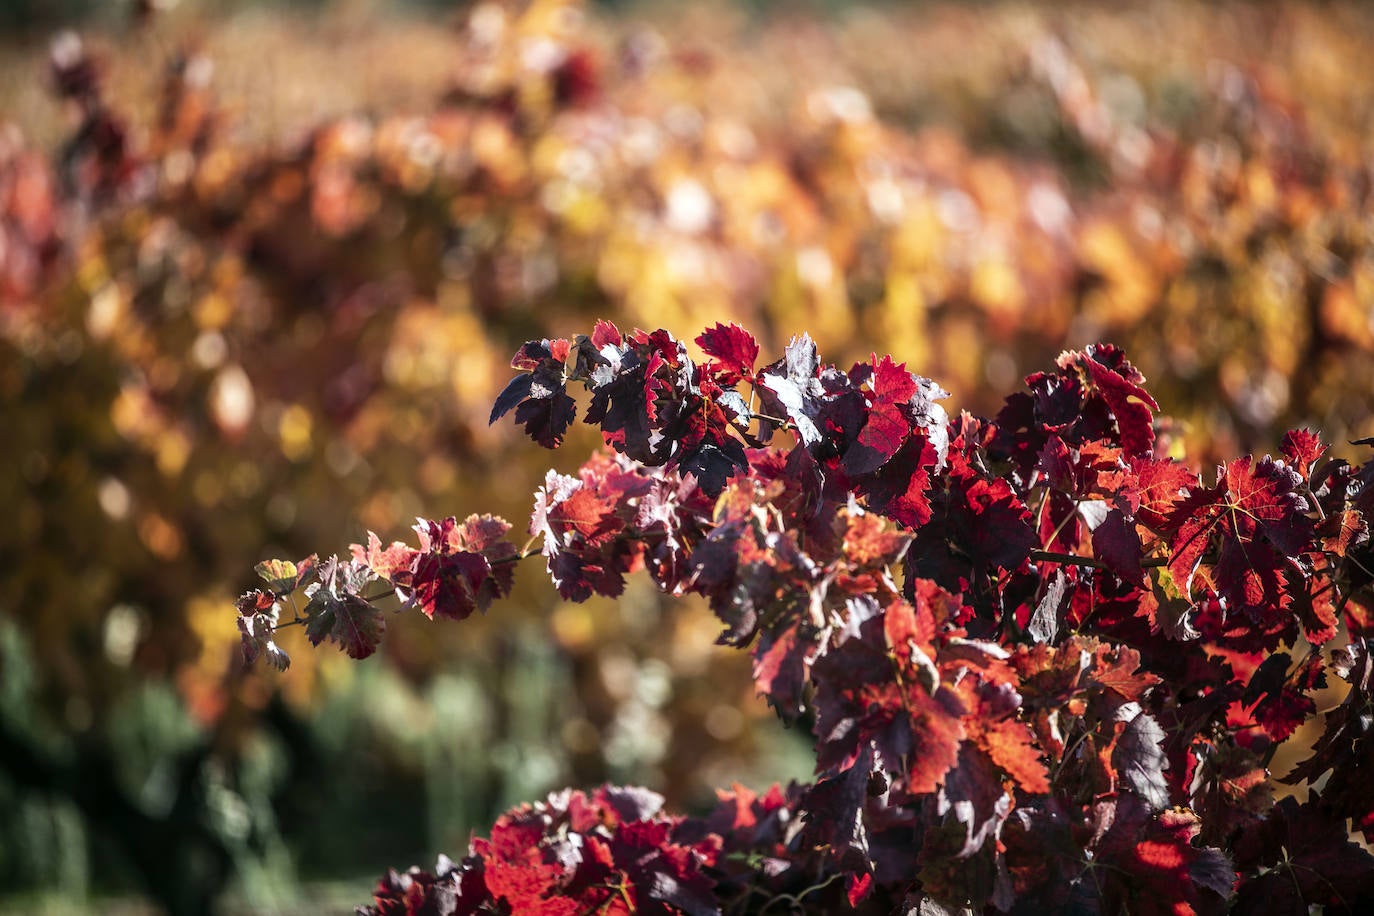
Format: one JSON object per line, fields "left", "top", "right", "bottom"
{"left": 695, "top": 322, "right": 759, "bottom": 383}
{"left": 1280, "top": 428, "right": 1326, "bottom": 477}
{"left": 304, "top": 556, "right": 385, "bottom": 659}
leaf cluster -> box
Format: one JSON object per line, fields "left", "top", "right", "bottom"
{"left": 10, "top": 1, "right": 1374, "bottom": 909}
{"left": 256, "top": 321, "right": 1374, "bottom": 914}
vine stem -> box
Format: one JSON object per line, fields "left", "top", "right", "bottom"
{"left": 750, "top": 410, "right": 795, "bottom": 429}
{"left": 363, "top": 585, "right": 397, "bottom": 603}
{"left": 1040, "top": 495, "right": 1083, "bottom": 551}
{"left": 491, "top": 545, "right": 543, "bottom": 566}
{"left": 1029, "top": 549, "right": 1168, "bottom": 569}
{"left": 757, "top": 871, "right": 845, "bottom": 914}
{"left": 273, "top": 617, "right": 308, "bottom": 630}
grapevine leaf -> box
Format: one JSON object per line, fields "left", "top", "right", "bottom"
{"left": 558, "top": 493, "right": 627, "bottom": 547}
{"left": 846, "top": 872, "right": 874, "bottom": 907}
{"left": 1319, "top": 508, "right": 1366, "bottom": 557}
{"left": 304, "top": 557, "right": 384, "bottom": 659}
{"left": 696, "top": 321, "right": 759, "bottom": 382}
{"left": 1093, "top": 799, "right": 1233, "bottom": 915}
{"left": 489, "top": 372, "right": 534, "bottom": 424}
{"left": 514, "top": 391, "right": 576, "bottom": 449}
{"left": 1223, "top": 456, "right": 1314, "bottom": 555}
{"left": 236, "top": 588, "right": 287, "bottom": 668}
{"left": 678, "top": 436, "right": 748, "bottom": 496}
{"left": 235, "top": 588, "right": 277, "bottom": 619}
{"left": 1037, "top": 434, "right": 1077, "bottom": 493}
{"left": 751, "top": 622, "right": 813, "bottom": 717}
{"left": 531, "top": 463, "right": 645, "bottom": 601}
{"left": 935, "top": 742, "right": 1014, "bottom": 857}
{"left": 955, "top": 476, "right": 1037, "bottom": 572}
{"left": 596, "top": 785, "right": 666, "bottom": 824}
{"left": 1133, "top": 458, "right": 1203, "bottom": 532}
{"left": 254, "top": 560, "right": 296, "bottom": 589}
{"left": 1211, "top": 456, "right": 1315, "bottom": 623}
{"left": 1232, "top": 794, "right": 1374, "bottom": 913}
{"left": 812, "top": 603, "right": 965, "bottom": 791}
{"left": 855, "top": 435, "right": 938, "bottom": 529}
{"left": 634, "top": 473, "right": 710, "bottom": 592}
{"left": 845, "top": 404, "right": 908, "bottom": 477}
{"left": 585, "top": 339, "right": 663, "bottom": 462}
{"left": 958, "top": 676, "right": 1051, "bottom": 795}
{"left": 1292, "top": 579, "right": 1339, "bottom": 645}
{"left": 358, "top": 855, "right": 486, "bottom": 916}
{"left": 1188, "top": 742, "right": 1273, "bottom": 844}
{"left": 351, "top": 532, "right": 418, "bottom": 584}
{"left": 993, "top": 344, "right": 1156, "bottom": 476}
{"left": 1243, "top": 651, "right": 1322, "bottom": 742}
{"left": 798, "top": 749, "right": 873, "bottom": 868}
{"left": 1090, "top": 643, "right": 1162, "bottom": 704}
{"left": 909, "top": 451, "right": 1036, "bottom": 591}
{"left": 1113, "top": 702, "right": 1170, "bottom": 810}
{"left": 1280, "top": 428, "right": 1326, "bottom": 477}
{"left": 590, "top": 319, "right": 622, "bottom": 349}
{"left": 987, "top": 719, "right": 1052, "bottom": 795}
{"left": 1001, "top": 806, "right": 1087, "bottom": 909}
{"left": 758, "top": 334, "right": 824, "bottom": 445}
{"left": 1078, "top": 346, "right": 1159, "bottom": 458}
{"left": 1028, "top": 568, "right": 1068, "bottom": 644}
{"left": 254, "top": 555, "right": 318, "bottom": 594}
{"left": 1092, "top": 508, "right": 1144, "bottom": 584}
{"left": 839, "top": 515, "right": 914, "bottom": 606}
{"left": 1143, "top": 566, "right": 1200, "bottom": 640}
{"left": 493, "top": 339, "right": 576, "bottom": 447}
{"left": 915, "top": 815, "right": 1003, "bottom": 909}
{"left": 843, "top": 356, "right": 918, "bottom": 476}
{"left": 262, "top": 642, "right": 290, "bottom": 671}
{"left": 409, "top": 551, "right": 492, "bottom": 622}
{"left": 406, "top": 516, "right": 515, "bottom": 620}
{"left": 1284, "top": 642, "right": 1374, "bottom": 840}
{"left": 715, "top": 389, "right": 751, "bottom": 425}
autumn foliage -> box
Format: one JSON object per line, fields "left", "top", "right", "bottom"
{"left": 251, "top": 320, "right": 1374, "bottom": 913}
{"left": 9, "top": 0, "right": 1374, "bottom": 910}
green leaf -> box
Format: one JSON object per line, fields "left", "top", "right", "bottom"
{"left": 255, "top": 554, "right": 318, "bottom": 594}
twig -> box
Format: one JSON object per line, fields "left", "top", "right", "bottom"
{"left": 1029, "top": 549, "right": 1168, "bottom": 569}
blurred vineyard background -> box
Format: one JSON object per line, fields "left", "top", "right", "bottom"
{"left": 4, "top": 0, "right": 1374, "bottom": 912}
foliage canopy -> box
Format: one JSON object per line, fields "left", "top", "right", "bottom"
{"left": 251, "top": 320, "right": 1374, "bottom": 914}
